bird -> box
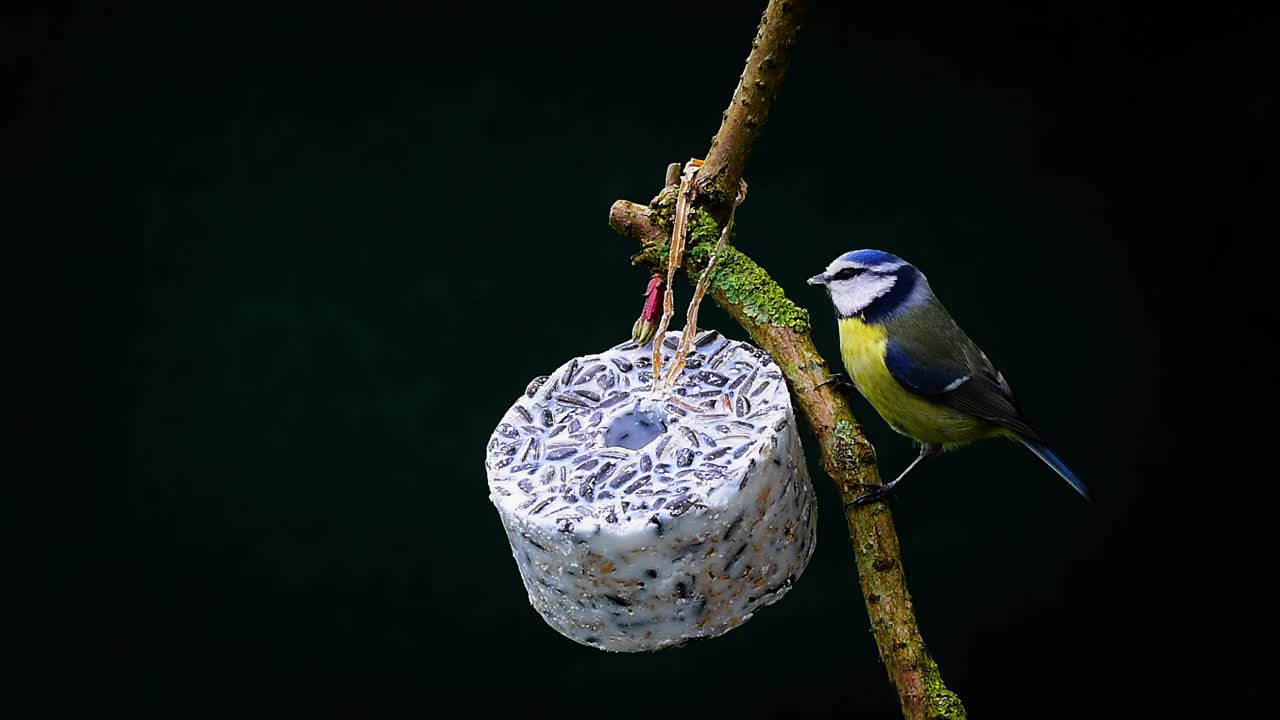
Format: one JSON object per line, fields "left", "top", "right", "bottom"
{"left": 807, "top": 249, "right": 1090, "bottom": 505}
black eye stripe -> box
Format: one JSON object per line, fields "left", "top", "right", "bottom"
{"left": 832, "top": 267, "right": 864, "bottom": 281}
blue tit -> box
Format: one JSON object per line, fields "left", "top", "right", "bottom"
{"left": 807, "top": 249, "right": 1090, "bottom": 504}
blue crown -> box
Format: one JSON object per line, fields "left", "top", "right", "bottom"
{"left": 840, "top": 249, "right": 906, "bottom": 268}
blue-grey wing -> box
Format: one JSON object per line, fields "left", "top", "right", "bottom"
{"left": 883, "top": 316, "right": 1041, "bottom": 441}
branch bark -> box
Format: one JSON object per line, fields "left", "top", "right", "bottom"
{"left": 695, "top": 0, "right": 806, "bottom": 218}
{"left": 607, "top": 3, "right": 966, "bottom": 719}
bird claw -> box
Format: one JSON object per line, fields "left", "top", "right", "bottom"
{"left": 848, "top": 482, "right": 895, "bottom": 506}
{"left": 816, "top": 373, "right": 856, "bottom": 394}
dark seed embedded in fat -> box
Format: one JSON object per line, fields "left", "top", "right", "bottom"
{"left": 577, "top": 364, "right": 606, "bottom": 383}
{"left": 544, "top": 447, "right": 577, "bottom": 461}
{"left": 668, "top": 494, "right": 696, "bottom": 516}
{"left": 526, "top": 376, "right": 549, "bottom": 398}
{"left": 609, "top": 467, "right": 637, "bottom": 489}
{"left": 678, "top": 426, "right": 699, "bottom": 447}
{"left": 557, "top": 393, "right": 591, "bottom": 408}
{"left": 694, "top": 466, "right": 726, "bottom": 481}
{"left": 694, "top": 330, "right": 721, "bottom": 347}
{"left": 725, "top": 542, "right": 748, "bottom": 572}
{"left": 723, "top": 513, "right": 743, "bottom": 542}
{"left": 597, "top": 392, "right": 629, "bottom": 409}
{"left": 695, "top": 370, "right": 730, "bottom": 387}
{"left": 708, "top": 342, "right": 733, "bottom": 368}
{"left": 675, "top": 448, "right": 694, "bottom": 467}
{"left": 703, "top": 446, "right": 731, "bottom": 461}
{"left": 594, "top": 461, "right": 617, "bottom": 486}
{"left": 562, "top": 358, "right": 580, "bottom": 385}
{"left": 521, "top": 532, "right": 548, "bottom": 552}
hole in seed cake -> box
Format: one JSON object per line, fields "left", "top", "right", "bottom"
{"left": 603, "top": 401, "right": 668, "bottom": 450}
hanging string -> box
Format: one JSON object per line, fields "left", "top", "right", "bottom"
{"left": 649, "top": 159, "right": 701, "bottom": 393}
{"left": 662, "top": 181, "right": 747, "bottom": 389}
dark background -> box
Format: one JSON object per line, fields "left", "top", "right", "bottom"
{"left": 7, "top": 1, "right": 1260, "bottom": 717}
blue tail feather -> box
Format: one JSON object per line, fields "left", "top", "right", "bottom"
{"left": 1017, "top": 437, "right": 1091, "bottom": 501}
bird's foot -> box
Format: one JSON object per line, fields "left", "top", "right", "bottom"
{"left": 816, "top": 373, "right": 856, "bottom": 394}
{"left": 847, "top": 482, "right": 896, "bottom": 507}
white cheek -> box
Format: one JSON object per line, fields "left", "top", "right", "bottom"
{"left": 831, "top": 276, "right": 896, "bottom": 316}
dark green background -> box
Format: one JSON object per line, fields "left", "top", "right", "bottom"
{"left": 8, "top": 1, "right": 1256, "bottom": 716}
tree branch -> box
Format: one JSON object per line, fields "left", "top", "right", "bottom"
{"left": 695, "top": 0, "right": 806, "bottom": 218}
{"left": 606, "top": 3, "right": 966, "bottom": 718}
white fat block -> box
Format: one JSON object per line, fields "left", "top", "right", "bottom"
{"left": 485, "top": 331, "right": 816, "bottom": 652}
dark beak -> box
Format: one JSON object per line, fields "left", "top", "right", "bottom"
{"left": 807, "top": 273, "right": 828, "bottom": 287}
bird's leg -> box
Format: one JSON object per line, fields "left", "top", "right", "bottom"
{"left": 851, "top": 443, "right": 941, "bottom": 506}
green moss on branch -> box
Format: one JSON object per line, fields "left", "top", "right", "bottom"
{"left": 637, "top": 206, "right": 811, "bottom": 333}
{"left": 920, "top": 660, "right": 967, "bottom": 720}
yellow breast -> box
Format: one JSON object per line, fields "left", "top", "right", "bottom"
{"left": 837, "top": 317, "right": 994, "bottom": 446}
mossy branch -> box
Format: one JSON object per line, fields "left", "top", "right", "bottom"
{"left": 605, "top": 2, "right": 966, "bottom": 718}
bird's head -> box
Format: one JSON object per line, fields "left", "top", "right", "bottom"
{"left": 807, "top": 249, "right": 927, "bottom": 321}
